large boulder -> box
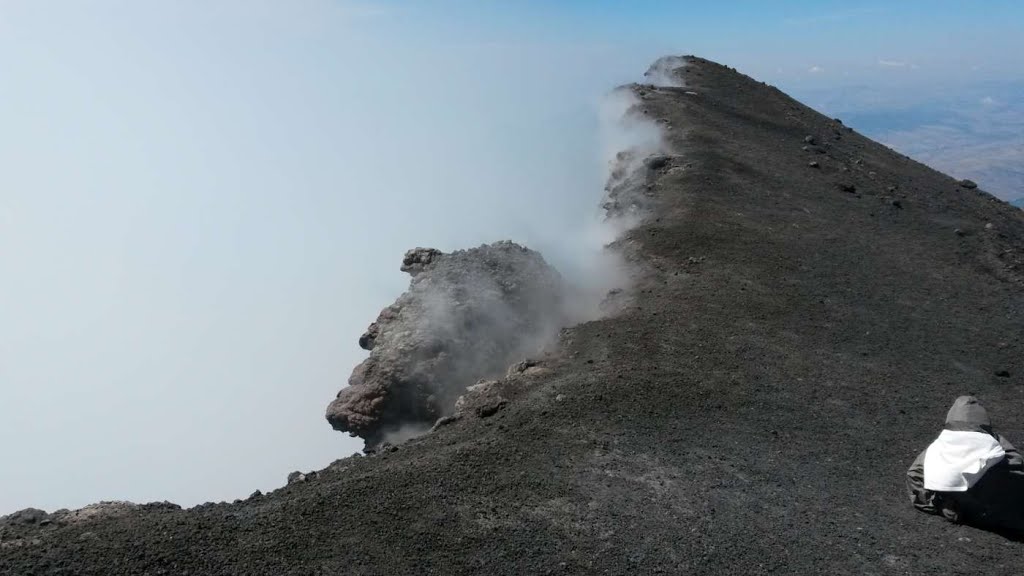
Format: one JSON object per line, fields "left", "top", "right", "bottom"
{"left": 326, "top": 241, "right": 565, "bottom": 449}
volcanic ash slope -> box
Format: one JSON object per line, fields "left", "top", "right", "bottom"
{"left": 3, "top": 56, "right": 1024, "bottom": 576}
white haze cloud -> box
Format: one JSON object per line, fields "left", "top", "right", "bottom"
{"left": 0, "top": 1, "right": 669, "bottom": 515}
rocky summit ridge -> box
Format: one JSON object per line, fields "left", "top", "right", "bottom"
{"left": 2, "top": 56, "right": 1023, "bottom": 575}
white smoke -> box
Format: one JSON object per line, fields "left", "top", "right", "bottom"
{"left": 558, "top": 81, "right": 670, "bottom": 324}
{"left": 643, "top": 55, "right": 689, "bottom": 88}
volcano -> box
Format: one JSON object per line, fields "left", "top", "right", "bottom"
{"left": 3, "top": 56, "right": 1023, "bottom": 575}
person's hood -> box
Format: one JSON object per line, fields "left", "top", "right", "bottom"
{"left": 945, "top": 395, "right": 991, "bottom": 430}
{"left": 924, "top": 396, "right": 1004, "bottom": 492}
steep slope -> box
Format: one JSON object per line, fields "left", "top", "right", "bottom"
{"left": 3, "top": 57, "right": 1024, "bottom": 575}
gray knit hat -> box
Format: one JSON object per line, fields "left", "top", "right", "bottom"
{"left": 945, "top": 395, "right": 991, "bottom": 427}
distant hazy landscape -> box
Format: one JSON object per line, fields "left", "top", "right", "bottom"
{"left": 794, "top": 78, "right": 1024, "bottom": 206}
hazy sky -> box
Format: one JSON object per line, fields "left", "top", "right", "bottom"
{"left": 2, "top": 1, "right": 1022, "bottom": 515}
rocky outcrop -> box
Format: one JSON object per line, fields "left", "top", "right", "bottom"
{"left": 326, "top": 241, "right": 565, "bottom": 449}
{"left": 599, "top": 82, "right": 677, "bottom": 223}
{"left": 602, "top": 148, "right": 681, "bottom": 221}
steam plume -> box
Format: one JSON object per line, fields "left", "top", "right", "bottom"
{"left": 325, "top": 61, "right": 677, "bottom": 451}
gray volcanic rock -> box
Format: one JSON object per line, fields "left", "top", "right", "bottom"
{"left": 325, "top": 241, "right": 565, "bottom": 449}
{"left": 602, "top": 146, "right": 679, "bottom": 220}
{"left": 399, "top": 247, "right": 442, "bottom": 276}
{"left": 3, "top": 509, "right": 47, "bottom": 526}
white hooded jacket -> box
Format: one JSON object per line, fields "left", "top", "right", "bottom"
{"left": 922, "top": 429, "right": 1005, "bottom": 492}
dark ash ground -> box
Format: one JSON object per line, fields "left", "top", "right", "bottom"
{"left": 3, "top": 57, "right": 1023, "bottom": 575}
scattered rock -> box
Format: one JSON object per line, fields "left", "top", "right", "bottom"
{"left": 803, "top": 135, "right": 816, "bottom": 145}
{"left": 430, "top": 415, "right": 460, "bottom": 431}
{"left": 808, "top": 161, "right": 820, "bottom": 169}
{"left": 643, "top": 155, "right": 672, "bottom": 170}
{"left": 802, "top": 145, "right": 827, "bottom": 154}
{"left": 476, "top": 398, "right": 507, "bottom": 418}
{"left": 883, "top": 554, "right": 904, "bottom": 568}
{"left": 358, "top": 322, "right": 381, "bottom": 351}
{"left": 507, "top": 359, "right": 538, "bottom": 376}
{"left": 955, "top": 229, "right": 965, "bottom": 237}
{"left": 985, "top": 223, "right": 995, "bottom": 230}
{"left": 995, "top": 370, "right": 1010, "bottom": 378}
{"left": 455, "top": 380, "right": 508, "bottom": 419}
{"left": 248, "top": 491, "right": 263, "bottom": 500}
{"left": 959, "top": 179, "right": 978, "bottom": 190}
{"left": 890, "top": 199, "right": 902, "bottom": 209}
{"left": 837, "top": 183, "right": 857, "bottom": 193}
{"left": 287, "top": 471, "right": 307, "bottom": 485}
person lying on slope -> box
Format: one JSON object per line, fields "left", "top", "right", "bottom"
{"left": 907, "top": 395, "right": 1024, "bottom": 534}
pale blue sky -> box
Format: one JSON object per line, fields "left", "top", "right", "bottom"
{"left": 1, "top": 1, "right": 1022, "bottom": 515}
